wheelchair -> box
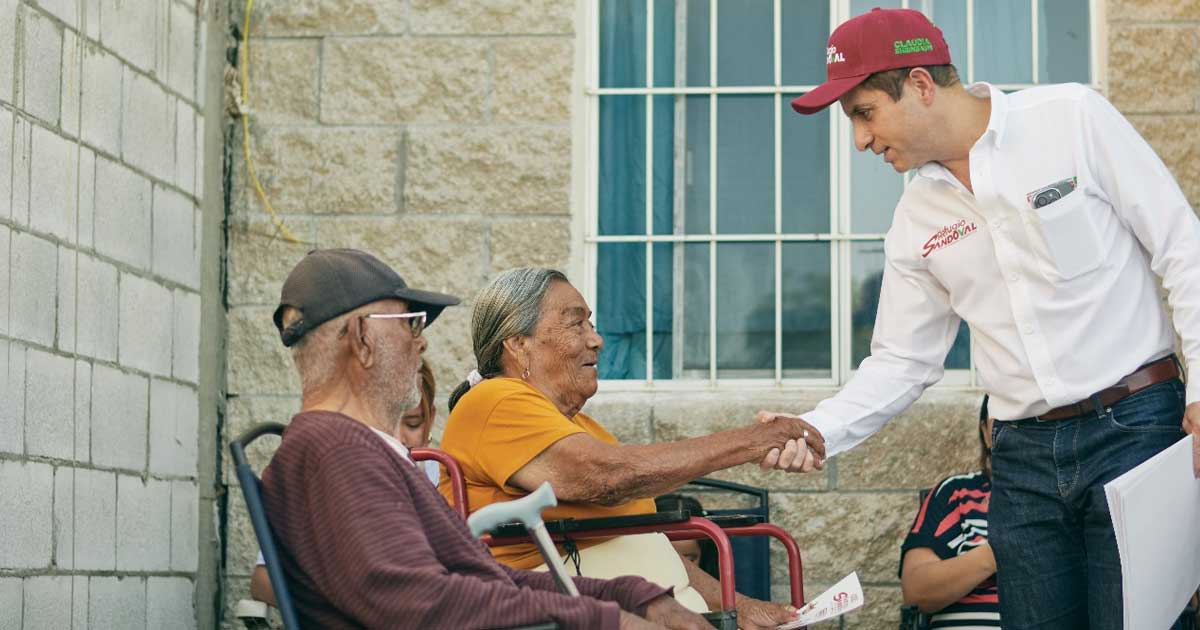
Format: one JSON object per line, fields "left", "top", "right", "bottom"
{"left": 231, "top": 422, "right": 807, "bottom": 629}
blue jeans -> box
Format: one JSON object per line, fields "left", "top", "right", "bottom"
{"left": 988, "top": 378, "right": 1187, "bottom": 630}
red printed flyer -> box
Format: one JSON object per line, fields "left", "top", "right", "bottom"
{"left": 776, "top": 572, "right": 864, "bottom": 629}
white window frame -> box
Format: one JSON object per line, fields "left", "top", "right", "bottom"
{"left": 572, "top": 0, "right": 1107, "bottom": 392}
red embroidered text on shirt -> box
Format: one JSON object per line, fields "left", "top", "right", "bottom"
{"left": 921, "top": 219, "right": 978, "bottom": 258}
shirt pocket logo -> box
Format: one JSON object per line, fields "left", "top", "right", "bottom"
{"left": 1028, "top": 191, "right": 1103, "bottom": 280}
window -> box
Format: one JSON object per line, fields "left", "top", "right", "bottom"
{"left": 582, "top": 0, "right": 1098, "bottom": 387}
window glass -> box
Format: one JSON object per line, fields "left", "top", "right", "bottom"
{"left": 716, "top": 96, "right": 774, "bottom": 234}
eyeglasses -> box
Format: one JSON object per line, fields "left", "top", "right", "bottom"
{"left": 362, "top": 311, "right": 427, "bottom": 338}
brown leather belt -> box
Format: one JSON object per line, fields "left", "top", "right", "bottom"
{"left": 1036, "top": 355, "right": 1180, "bottom": 421}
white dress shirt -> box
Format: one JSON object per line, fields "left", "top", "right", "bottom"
{"left": 806, "top": 82, "right": 1200, "bottom": 457}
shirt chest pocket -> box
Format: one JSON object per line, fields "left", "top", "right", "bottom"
{"left": 1029, "top": 192, "right": 1103, "bottom": 280}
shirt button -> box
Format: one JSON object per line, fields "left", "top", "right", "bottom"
{"left": 1008, "top": 272, "right": 1020, "bottom": 282}
{"left": 1021, "top": 323, "right": 1034, "bottom": 335}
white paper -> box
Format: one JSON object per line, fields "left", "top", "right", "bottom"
{"left": 1104, "top": 435, "right": 1200, "bottom": 630}
{"left": 776, "top": 571, "right": 864, "bottom": 629}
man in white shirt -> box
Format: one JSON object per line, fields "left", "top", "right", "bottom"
{"left": 763, "top": 8, "right": 1200, "bottom": 629}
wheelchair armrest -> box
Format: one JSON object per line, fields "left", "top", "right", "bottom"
{"left": 489, "top": 510, "right": 690, "bottom": 538}
{"left": 899, "top": 604, "right": 931, "bottom": 630}
{"left": 234, "top": 599, "right": 272, "bottom": 630}
{"left": 485, "top": 515, "right": 738, "bottom": 612}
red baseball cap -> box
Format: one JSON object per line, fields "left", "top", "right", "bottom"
{"left": 791, "top": 7, "right": 951, "bottom": 115}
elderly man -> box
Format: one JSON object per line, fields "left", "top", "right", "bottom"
{"left": 260, "top": 248, "right": 708, "bottom": 630}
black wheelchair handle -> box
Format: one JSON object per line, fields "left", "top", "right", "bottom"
{"left": 230, "top": 422, "right": 287, "bottom": 468}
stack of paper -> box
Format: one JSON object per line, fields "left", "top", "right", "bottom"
{"left": 1104, "top": 435, "right": 1200, "bottom": 630}
{"left": 776, "top": 572, "right": 864, "bottom": 629}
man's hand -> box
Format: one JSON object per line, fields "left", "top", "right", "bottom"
{"left": 734, "top": 595, "right": 801, "bottom": 630}
{"left": 756, "top": 411, "right": 826, "bottom": 472}
{"left": 1183, "top": 401, "right": 1200, "bottom": 478}
{"left": 641, "top": 596, "right": 710, "bottom": 630}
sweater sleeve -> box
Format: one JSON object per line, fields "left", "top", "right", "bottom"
{"left": 301, "top": 445, "right": 625, "bottom": 630}
{"left": 503, "top": 565, "right": 672, "bottom": 617}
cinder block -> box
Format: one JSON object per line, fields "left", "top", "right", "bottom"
{"left": 193, "top": 110, "right": 204, "bottom": 199}
{"left": 80, "top": 47, "right": 123, "bottom": 156}
{"left": 152, "top": 185, "right": 198, "bottom": 288}
{"left": 82, "top": 0, "right": 99, "bottom": 40}
{"left": 74, "top": 360, "right": 91, "bottom": 462}
{"left": 0, "top": 0, "right": 15, "bottom": 105}
{"left": 118, "top": 272, "right": 173, "bottom": 376}
{"left": 116, "top": 475, "right": 171, "bottom": 571}
{"left": 53, "top": 467, "right": 74, "bottom": 571}
{"left": 20, "top": 5, "right": 62, "bottom": 125}
{"left": 73, "top": 468, "right": 116, "bottom": 570}
{"left": 12, "top": 115, "right": 32, "bottom": 225}
{"left": 88, "top": 576, "right": 145, "bottom": 629}
{"left": 0, "top": 341, "right": 26, "bottom": 454}
{"left": 167, "top": 1, "right": 196, "bottom": 101}
{"left": 78, "top": 146, "right": 95, "bottom": 247}
{"left": 147, "top": 577, "right": 195, "bottom": 630}
{"left": 0, "top": 108, "right": 12, "bottom": 221}
{"left": 170, "top": 480, "right": 198, "bottom": 571}
{"left": 0, "top": 577, "right": 21, "bottom": 628}
{"left": 121, "top": 70, "right": 174, "bottom": 183}
{"left": 90, "top": 364, "right": 147, "bottom": 471}
{"left": 149, "top": 379, "right": 198, "bottom": 477}
{"left": 57, "top": 247, "right": 77, "bottom": 352}
{"left": 72, "top": 575, "right": 87, "bottom": 630}
{"left": 94, "top": 156, "right": 152, "bottom": 269}
{"left": 25, "top": 348, "right": 75, "bottom": 459}
{"left": 37, "top": 0, "right": 78, "bottom": 28}
{"left": 30, "top": 125, "right": 78, "bottom": 242}
{"left": 75, "top": 254, "right": 118, "bottom": 361}
{"left": 61, "top": 28, "right": 82, "bottom": 138}
{"left": 175, "top": 101, "right": 196, "bottom": 198}
{"left": 173, "top": 289, "right": 200, "bottom": 383}
{"left": 24, "top": 575, "right": 72, "bottom": 629}
{"left": 10, "top": 231, "right": 58, "bottom": 347}
{"left": 0, "top": 224, "right": 9, "bottom": 332}
{"left": 99, "top": 0, "right": 155, "bottom": 72}
{"left": 195, "top": 18, "right": 207, "bottom": 109}
{"left": 0, "top": 460, "right": 54, "bottom": 568}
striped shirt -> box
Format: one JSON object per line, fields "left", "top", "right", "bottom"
{"left": 261, "top": 411, "right": 670, "bottom": 629}
{"left": 900, "top": 471, "right": 1000, "bottom": 629}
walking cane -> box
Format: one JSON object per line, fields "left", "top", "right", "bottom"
{"left": 468, "top": 481, "right": 581, "bottom": 597}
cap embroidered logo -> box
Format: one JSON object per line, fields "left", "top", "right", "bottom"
{"left": 894, "top": 38, "right": 934, "bottom": 55}
{"left": 827, "top": 46, "right": 846, "bottom": 64}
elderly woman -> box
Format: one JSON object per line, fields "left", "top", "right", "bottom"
{"left": 438, "top": 268, "right": 825, "bottom": 630}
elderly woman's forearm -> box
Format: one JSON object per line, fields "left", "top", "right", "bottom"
{"left": 584, "top": 424, "right": 793, "bottom": 504}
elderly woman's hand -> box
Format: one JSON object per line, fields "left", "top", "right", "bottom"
{"left": 755, "top": 411, "right": 826, "bottom": 472}
{"left": 734, "top": 595, "right": 801, "bottom": 630}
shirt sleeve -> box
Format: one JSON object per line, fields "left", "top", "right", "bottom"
{"left": 804, "top": 237, "right": 961, "bottom": 456}
{"left": 1079, "top": 88, "right": 1200, "bottom": 405}
{"left": 504, "top": 566, "right": 672, "bottom": 617}
{"left": 301, "top": 444, "right": 624, "bottom": 630}
{"left": 475, "top": 389, "right": 589, "bottom": 491}
{"left": 898, "top": 479, "right": 951, "bottom": 578}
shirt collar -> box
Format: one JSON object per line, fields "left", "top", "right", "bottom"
{"left": 369, "top": 426, "right": 412, "bottom": 463}
{"left": 914, "top": 82, "right": 1008, "bottom": 185}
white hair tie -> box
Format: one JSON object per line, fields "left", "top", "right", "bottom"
{"left": 467, "top": 369, "right": 484, "bottom": 388}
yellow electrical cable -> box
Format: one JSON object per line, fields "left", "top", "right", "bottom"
{"left": 240, "top": 0, "right": 300, "bottom": 243}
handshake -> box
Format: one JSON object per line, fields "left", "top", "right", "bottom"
{"left": 754, "top": 411, "right": 826, "bottom": 473}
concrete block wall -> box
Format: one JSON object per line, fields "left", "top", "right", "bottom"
{"left": 0, "top": 0, "right": 214, "bottom": 627}
{"left": 220, "top": 1, "right": 1200, "bottom": 628}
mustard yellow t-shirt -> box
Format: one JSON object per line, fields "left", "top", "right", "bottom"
{"left": 438, "top": 377, "right": 656, "bottom": 569}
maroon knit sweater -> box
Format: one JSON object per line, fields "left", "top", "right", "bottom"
{"left": 261, "top": 411, "right": 670, "bottom": 629}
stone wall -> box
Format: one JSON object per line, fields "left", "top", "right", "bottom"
{"left": 0, "top": 0, "right": 219, "bottom": 628}
{"left": 220, "top": 1, "right": 1200, "bottom": 629}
